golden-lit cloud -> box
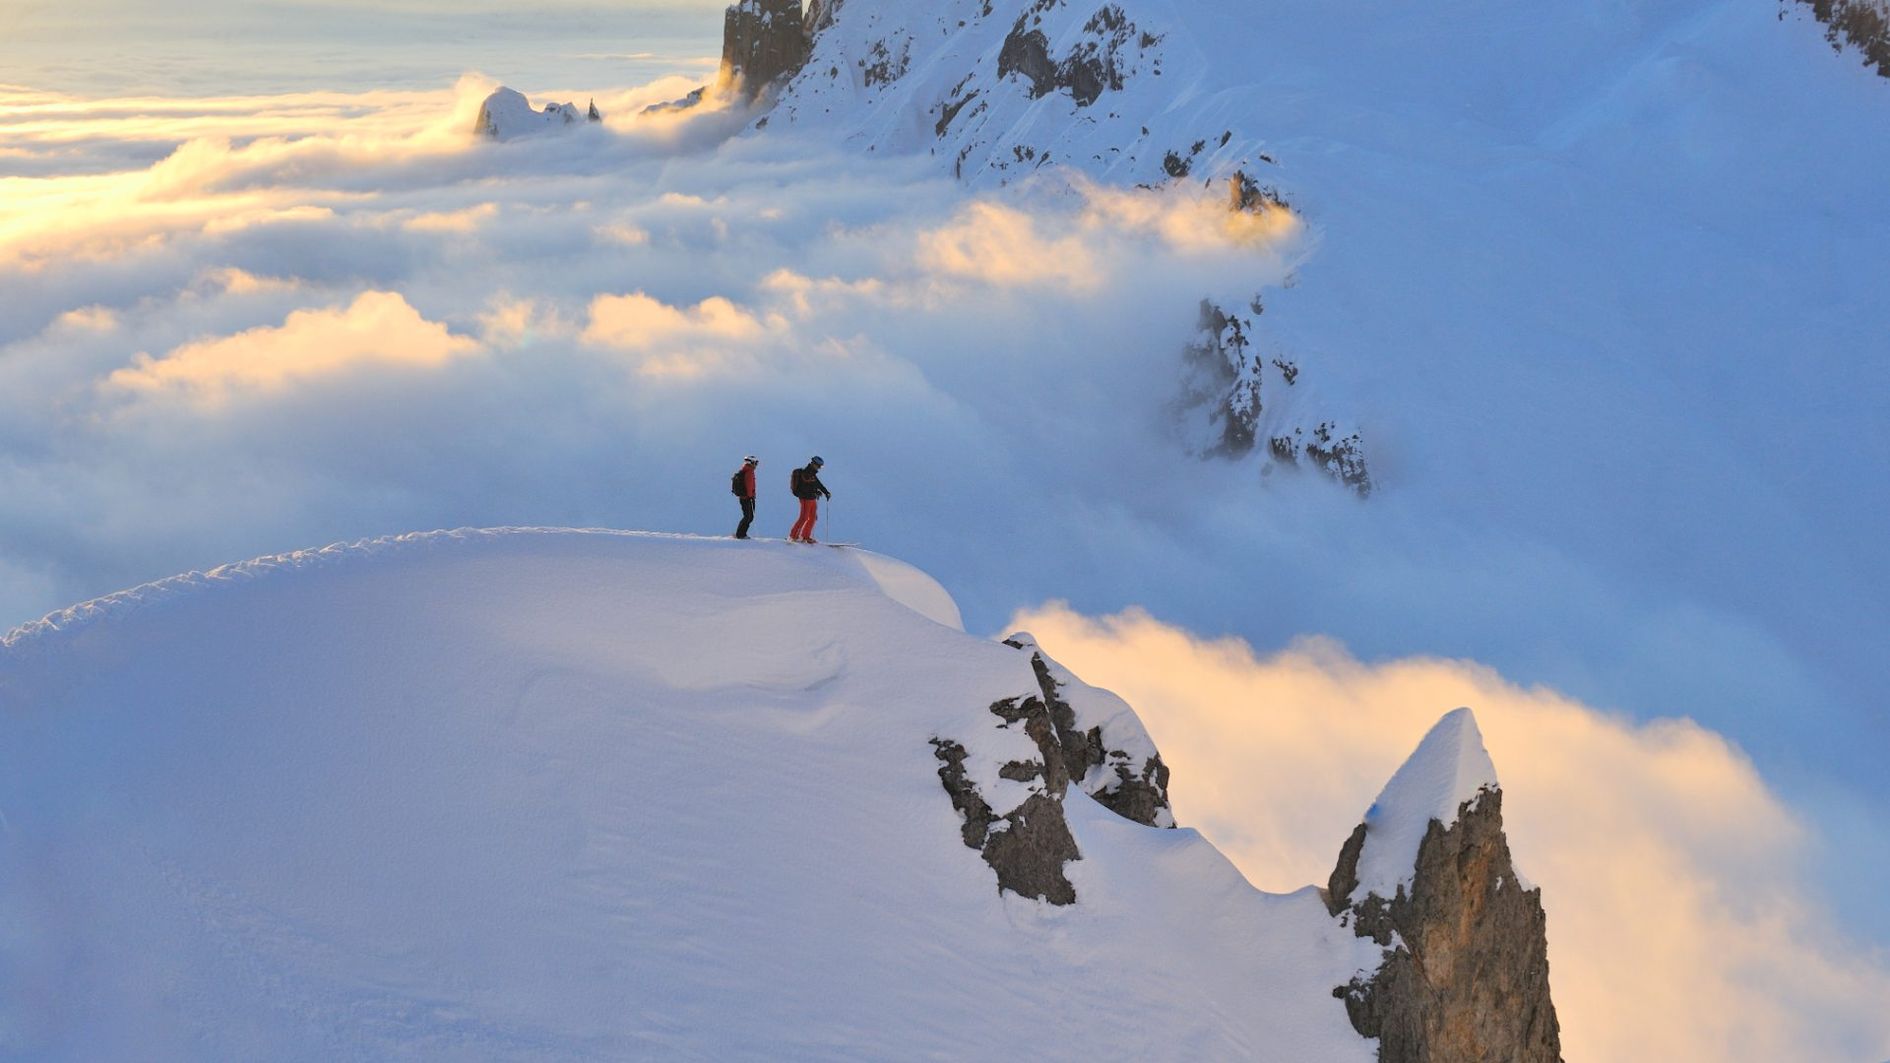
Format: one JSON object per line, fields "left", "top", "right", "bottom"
{"left": 580, "top": 291, "right": 784, "bottom": 376}
{"left": 597, "top": 222, "right": 650, "bottom": 246}
{"left": 917, "top": 201, "right": 1104, "bottom": 292}
{"left": 758, "top": 268, "right": 893, "bottom": 317}
{"left": 200, "top": 267, "right": 301, "bottom": 295}
{"left": 52, "top": 306, "right": 119, "bottom": 333}
{"left": 477, "top": 295, "right": 573, "bottom": 347}
{"left": 1012, "top": 604, "right": 1890, "bottom": 1063}
{"left": 401, "top": 203, "right": 499, "bottom": 234}
{"left": 105, "top": 291, "right": 479, "bottom": 404}
{"left": 0, "top": 76, "right": 497, "bottom": 269}
{"left": 1077, "top": 178, "right": 1304, "bottom": 251}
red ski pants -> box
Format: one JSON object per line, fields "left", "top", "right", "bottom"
{"left": 791, "top": 498, "right": 819, "bottom": 541}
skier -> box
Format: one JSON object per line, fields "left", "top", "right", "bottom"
{"left": 788, "top": 456, "right": 831, "bottom": 543}
{"left": 731, "top": 455, "right": 759, "bottom": 539}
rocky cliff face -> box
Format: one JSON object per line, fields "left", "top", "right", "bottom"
{"left": 721, "top": 0, "right": 813, "bottom": 100}
{"left": 1325, "top": 712, "right": 1563, "bottom": 1063}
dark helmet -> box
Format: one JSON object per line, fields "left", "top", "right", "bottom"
{"left": 810, "top": 456, "right": 824, "bottom": 467}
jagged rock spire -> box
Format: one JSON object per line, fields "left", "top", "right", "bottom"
{"left": 1327, "top": 709, "right": 1563, "bottom": 1063}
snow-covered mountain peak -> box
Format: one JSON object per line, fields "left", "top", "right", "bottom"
{"left": 1347, "top": 706, "right": 1501, "bottom": 905}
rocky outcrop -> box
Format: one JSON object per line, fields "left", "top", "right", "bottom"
{"left": 930, "top": 729, "right": 1081, "bottom": 905}
{"left": 1005, "top": 635, "right": 1174, "bottom": 828}
{"left": 1798, "top": 0, "right": 1890, "bottom": 76}
{"left": 721, "top": 0, "right": 812, "bottom": 100}
{"left": 1326, "top": 712, "right": 1563, "bottom": 1063}
{"left": 929, "top": 642, "right": 1179, "bottom": 904}
{"left": 930, "top": 691, "right": 1084, "bottom": 904}
{"left": 996, "top": 1, "right": 1156, "bottom": 108}
{"left": 1176, "top": 294, "right": 1372, "bottom": 497}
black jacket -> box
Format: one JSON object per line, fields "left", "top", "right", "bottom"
{"left": 792, "top": 464, "right": 831, "bottom": 501}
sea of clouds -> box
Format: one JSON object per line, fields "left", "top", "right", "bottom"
{"left": 4, "top": 7, "right": 1890, "bottom": 1057}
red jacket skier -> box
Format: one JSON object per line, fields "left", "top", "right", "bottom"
{"left": 788, "top": 456, "right": 830, "bottom": 543}
{"left": 732, "top": 456, "right": 758, "bottom": 539}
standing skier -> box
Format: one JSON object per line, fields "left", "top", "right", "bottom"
{"left": 788, "top": 456, "right": 831, "bottom": 543}
{"left": 731, "top": 455, "right": 759, "bottom": 539}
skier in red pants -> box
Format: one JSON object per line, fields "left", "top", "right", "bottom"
{"left": 788, "top": 456, "right": 830, "bottom": 543}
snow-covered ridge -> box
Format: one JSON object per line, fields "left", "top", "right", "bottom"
{"left": 0, "top": 530, "right": 1563, "bottom": 1059}
{"left": 0, "top": 527, "right": 950, "bottom": 653}
{"left": 2, "top": 525, "right": 1414, "bottom": 1059}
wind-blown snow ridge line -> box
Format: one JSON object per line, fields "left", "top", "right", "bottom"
{"left": 0, "top": 527, "right": 701, "bottom": 653}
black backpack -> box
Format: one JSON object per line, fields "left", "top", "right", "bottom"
{"left": 789, "top": 466, "right": 805, "bottom": 498}
{"left": 730, "top": 469, "right": 745, "bottom": 496}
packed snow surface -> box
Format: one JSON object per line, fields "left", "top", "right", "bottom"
{"left": 1348, "top": 707, "right": 1501, "bottom": 905}
{"left": 0, "top": 528, "right": 1377, "bottom": 1061}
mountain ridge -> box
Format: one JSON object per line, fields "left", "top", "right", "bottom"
{"left": 0, "top": 527, "right": 1558, "bottom": 1061}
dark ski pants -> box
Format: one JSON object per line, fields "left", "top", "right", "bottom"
{"left": 790, "top": 497, "right": 819, "bottom": 541}
{"left": 735, "top": 497, "right": 755, "bottom": 539}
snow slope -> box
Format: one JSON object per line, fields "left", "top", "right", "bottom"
{"left": 0, "top": 528, "right": 1380, "bottom": 1061}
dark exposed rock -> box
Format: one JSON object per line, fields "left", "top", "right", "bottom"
{"left": 930, "top": 708, "right": 1081, "bottom": 905}
{"left": 980, "top": 791, "right": 1080, "bottom": 904}
{"left": 1006, "top": 640, "right": 1175, "bottom": 828}
{"left": 936, "top": 88, "right": 979, "bottom": 136}
{"left": 987, "top": 694, "right": 1073, "bottom": 797}
{"left": 926, "top": 641, "right": 1185, "bottom": 903}
{"left": 1178, "top": 299, "right": 1372, "bottom": 497}
{"left": 1179, "top": 300, "right": 1261, "bottom": 457}
{"left": 804, "top": 0, "right": 843, "bottom": 37}
{"left": 1228, "top": 170, "right": 1290, "bottom": 214}
{"left": 1796, "top": 0, "right": 1890, "bottom": 76}
{"left": 997, "top": 27, "right": 1057, "bottom": 98}
{"left": 1327, "top": 787, "right": 1564, "bottom": 1063}
{"left": 721, "top": 0, "right": 811, "bottom": 100}
{"left": 1276, "top": 422, "right": 1372, "bottom": 497}
{"left": 930, "top": 738, "right": 996, "bottom": 849}
{"left": 861, "top": 37, "right": 911, "bottom": 88}
{"left": 996, "top": 1, "right": 1147, "bottom": 108}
